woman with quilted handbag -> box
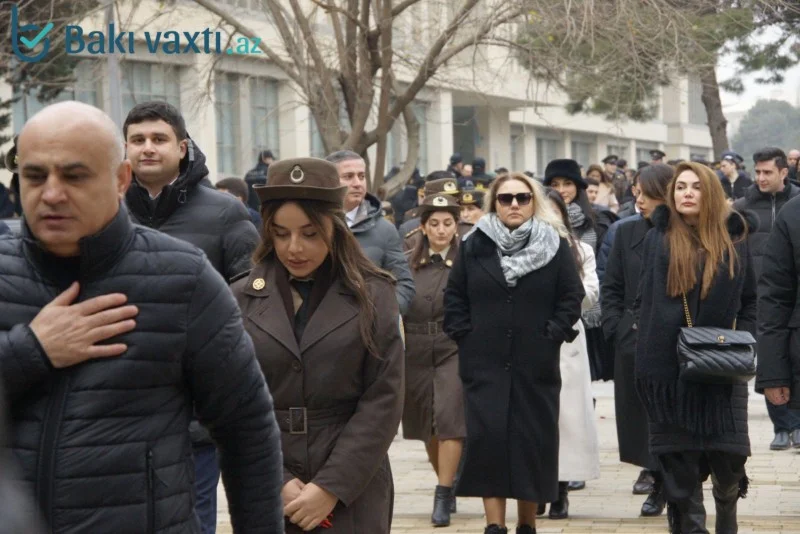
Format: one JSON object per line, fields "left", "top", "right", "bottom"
{"left": 634, "top": 161, "right": 758, "bottom": 534}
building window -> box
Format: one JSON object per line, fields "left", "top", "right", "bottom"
{"left": 309, "top": 115, "right": 326, "bottom": 158}
{"left": 215, "top": 72, "right": 239, "bottom": 175}
{"left": 12, "top": 60, "right": 100, "bottom": 133}
{"left": 571, "top": 141, "right": 591, "bottom": 167}
{"left": 536, "top": 137, "right": 560, "bottom": 176}
{"left": 636, "top": 145, "right": 657, "bottom": 164}
{"left": 688, "top": 77, "right": 706, "bottom": 126}
{"left": 690, "top": 147, "right": 711, "bottom": 161}
{"left": 121, "top": 62, "right": 180, "bottom": 117}
{"left": 249, "top": 77, "right": 279, "bottom": 164}
{"left": 606, "top": 144, "right": 628, "bottom": 160}
{"left": 385, "top": 101, "right": 429, "bottom": 175}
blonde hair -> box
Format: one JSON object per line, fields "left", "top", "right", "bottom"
{"left": 485, "top": 172, "right": 569, "bottom": 238}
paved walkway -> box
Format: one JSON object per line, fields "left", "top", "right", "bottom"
{"left": 217, "top": 382, "right": 800, "bottom": 533}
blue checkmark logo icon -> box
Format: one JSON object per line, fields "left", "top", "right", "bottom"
{"left": 11, "top": 4, "right": 53, "bottom": 63}
{"left": 19, "top": 22, "right": 54, "bottom": 49}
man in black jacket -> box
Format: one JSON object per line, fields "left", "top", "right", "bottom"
{"left": 736, "top": 148, "right": 800, "bottom": 451}
{"left": 1, "top": 101, "right": 283, "bottom": 533}
{"left": 123, "top": 101, "right": 259, "bottom": 533}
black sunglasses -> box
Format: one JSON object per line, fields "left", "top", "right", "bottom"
{"left": 496, "top": 192, "right": 533, "bottom": 206}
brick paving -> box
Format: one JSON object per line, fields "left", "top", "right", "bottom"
{"left": 217, "top": 382, "right": 800, "bottom": 533}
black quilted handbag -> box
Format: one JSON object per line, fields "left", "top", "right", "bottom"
{"left": 677, "top": 294, "right": 756, "bottom": 384}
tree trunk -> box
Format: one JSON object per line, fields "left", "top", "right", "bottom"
{"left": 699, "top": 65, "right": 729, "bottom": 157}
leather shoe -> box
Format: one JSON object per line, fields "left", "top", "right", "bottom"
{"left": 771, "top": 431, "right": 791, "bottom": 451}
{"left": 640, "top": 487, "right": 666, "bottom": 517}
{"left": 516, "top": 526, "right": 536, "bottom": 534}
{"left": 484, "top": 525, "right": 508, "bottom": 534}
{"left": 792, "top": 429, "right": 800, "bottom": 449}
{"left": 633, "top": 470, "right": 655, "bottom": 495}
{"left": 567, "top": 480, "right": 586, "bottom": 491}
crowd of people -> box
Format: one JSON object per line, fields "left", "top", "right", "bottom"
{"left": 2, "top": 99, "right": 800, "bottom": 534}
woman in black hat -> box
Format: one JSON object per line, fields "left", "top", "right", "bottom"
{"left": 544, "top": 159, "right": 608, "bottom": 383}
{"left": 403, "top": 193, "right": 466, "bottom": 528}
{"left": 444, "top": 172, "right": 585, "bottom": 534}
{"left": 232, "top": 157, "right": 404, "bottom": 533}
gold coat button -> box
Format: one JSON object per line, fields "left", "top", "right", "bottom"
{"left": 252, "top": 278, "right": 266, "bottom": 290}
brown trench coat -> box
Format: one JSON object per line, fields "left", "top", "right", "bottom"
{"left": 232, "top": 259, "right": 405, "bottom": 533}
{"left": 402, "top": 245, "right": 466, "bottom": 442}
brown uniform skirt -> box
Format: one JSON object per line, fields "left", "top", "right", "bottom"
{"left": 402, "top": 327, "right": 466, "bottom": 442}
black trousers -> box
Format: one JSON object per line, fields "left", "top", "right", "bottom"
{"left": 657, "top": 451, "right": 746, "bottom": 502}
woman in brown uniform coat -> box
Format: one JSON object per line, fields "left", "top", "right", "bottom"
{"left": 232, "top": 157, "right": 405, "bottom": 533}
{"left": 403, "top": 193, "right": 466, "bottom": 528}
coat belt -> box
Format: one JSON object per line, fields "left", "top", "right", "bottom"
{"left": 275, "top": 403, "right": 358, "bottom": 435}
{"left": 404, "top": 321, "right": 444, "bottom": 335}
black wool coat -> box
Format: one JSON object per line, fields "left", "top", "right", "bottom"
{"left": 634, "top": 205, "right": 757, "bottom": 457}
{"left": 757, "top": 195, "right": 800, "bottom": 408}
{"left": 733, "top": 180, "right": 800, "bottom": 279}
{"left": 600, "top": 216, "right": 657, "bottom": 470}
{"left": 444, "top": 230, "right": 584, "bottom": 502}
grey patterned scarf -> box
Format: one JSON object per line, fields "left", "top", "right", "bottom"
{"left": 473, "top": 213, "right": 560, "bottom": 287}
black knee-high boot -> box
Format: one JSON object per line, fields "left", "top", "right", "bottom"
{"left": 676, "top": 482, "right": 708, "bottom": 534}
{"left": 548, "top": 482, "right": 569, "bottom": 520}
{"left": 713, "top": 475, "right": 746, "bottom": 534}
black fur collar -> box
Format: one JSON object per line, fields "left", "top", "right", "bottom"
{"left": 650, "top": 204, "right": 759, "bottom": 237}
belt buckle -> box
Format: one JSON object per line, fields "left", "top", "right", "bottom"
{"left": 428, "top": 322, "right": 438, "bottom": 335}
{"left": 289, "top": 407, "right": 307, "bottom": 435}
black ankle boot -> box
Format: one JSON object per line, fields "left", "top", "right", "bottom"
{"left": 449, "top": 487, "right": 457, "bottom": 514}
{"left": 431, "top": 485, "right": 452, "bottom": 527}
{"left": 516, "top": 525, "right": 536, "bottom": 534}
{"left": 640, "top": 477, "right": 666, "bottom": 517}
{"left": 536, "top": 502, "right": 546, "bottom": 516}
{"left": 712, "top": 476, "right": 743, "bottom": 534}
{"left": 484, "top": 525, "right": 508, "bottom": 534}
{"left": 548, "top": 482, "right": 569, "bottom": 520}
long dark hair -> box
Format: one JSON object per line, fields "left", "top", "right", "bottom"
{"left": 254, "top": 199, "right": 395, "bottom": 357}
{"left": 408, "top": 209, "right": 459, "bottom": 271}
{"left": 665, "top": 162, "right": 738, "bottom": 299}
{"left": 544, "top": 188, "right": 584, "bottom": 278}
{"left": 637, "top": 163, "right": 673, "bottom": 201}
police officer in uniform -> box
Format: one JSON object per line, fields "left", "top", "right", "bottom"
{"left": 233, "top": 158, "right": 404, "bottom": 533}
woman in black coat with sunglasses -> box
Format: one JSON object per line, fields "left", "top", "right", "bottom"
{"left": 445, "top": 173, "right": 584, "bottom": 534}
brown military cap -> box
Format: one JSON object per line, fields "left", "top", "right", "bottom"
{"left": 423, "top": 177, "right": 459, "bottom": 196}
{"left": 459, "top": 190, "right": 485, "bottom": 206}
{"left": 255, "top": 157, "right": 347, "bottom": 205}
{"left": 418, "top": 193, "right": 460, "bottom": 219}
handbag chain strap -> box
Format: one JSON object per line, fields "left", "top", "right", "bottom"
{"left": 682, "top": 292, "right": 737, "bottom": 330}
{"left": 682, "top": 293, "right": 693, "bottom": 328}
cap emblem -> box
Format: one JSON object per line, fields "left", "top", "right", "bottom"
{"left": 462, "top": 193, "right": 473, "bottom": 203}
{"left": 290, "top": 165, "right": 305, "bottom": 184}
{"left": 443, "top": 181, "right": 457, "bottom": 192}
{"left": 433, "top": 196, "right": 448, "bottom": 207}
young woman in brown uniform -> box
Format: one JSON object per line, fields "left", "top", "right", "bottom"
{"left": 402, "top": 193, "right": 466, "bottom": 528}
{"left": 232, "top": 157, "right": 405, "bottom": 533}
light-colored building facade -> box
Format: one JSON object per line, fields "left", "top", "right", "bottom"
{"left": 1, "top": 0, "right": 712, "bottom": 185}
